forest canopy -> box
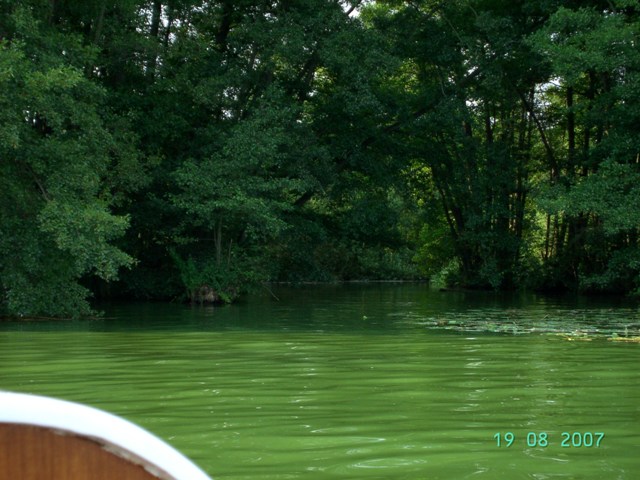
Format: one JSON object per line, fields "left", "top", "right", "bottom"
{"left": 1, "top": 0, "right": 639, "bottom": 317}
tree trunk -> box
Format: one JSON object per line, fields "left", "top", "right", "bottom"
{"left": 147, "top": 1, "right": 162, "bottom": 81}
{"left": 215, "top": 221, "right": 223, "bottom": 266}
{"left": 216, "top": 2, "right": 234, "bottom": 52}
{"left": 567, "top": 86, "right": 575, "bottom": 170}
{"left": 93, "top": 2, "right": 106, "bottom": 43}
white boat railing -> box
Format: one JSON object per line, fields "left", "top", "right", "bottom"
{"left": 0, "top": 391, "right": 213, "bottom": 480}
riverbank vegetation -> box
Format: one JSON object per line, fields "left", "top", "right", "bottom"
{"left": 1, "top": 0, "right": 639, "bottom": 317}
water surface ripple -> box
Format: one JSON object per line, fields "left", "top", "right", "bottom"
{"left": 1, "top": 285, "right": 639, "bottom": 479}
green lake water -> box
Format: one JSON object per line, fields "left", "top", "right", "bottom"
{"left": 1, "top": 284, "right": 639, "bottom": 479}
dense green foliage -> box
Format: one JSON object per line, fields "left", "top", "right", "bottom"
{"left": 1, "top": 0, "right": 639, "bottom": 316}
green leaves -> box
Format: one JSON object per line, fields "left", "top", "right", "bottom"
{"left": 173, "top": 86, "right": 305, "bottom": 240}
{"left": 38, "top": 201, "right": 133, "bottom": 280}
{"left": 529, "top": 6, "right": 636, "bottom": 85}
{"left": 3, "top": 0, "right": 640, "bottom": 314}
{"left": 544, "top": 162, "right": 640, "bottom": 235}
{"left": 0, "top": 13, "right": 141, "bottom": 317}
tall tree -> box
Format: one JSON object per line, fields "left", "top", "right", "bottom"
{"left": 365, "top": 0, "right": 553, "bottom": 288}
{"left": 529, "top": 0, "right": 640, "bottom": 292}
{"left": 129, "top": 0, "right": 401, "bottom": 298}
{"left": 0, "top": 4, "right": 145, "bottom": 316}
